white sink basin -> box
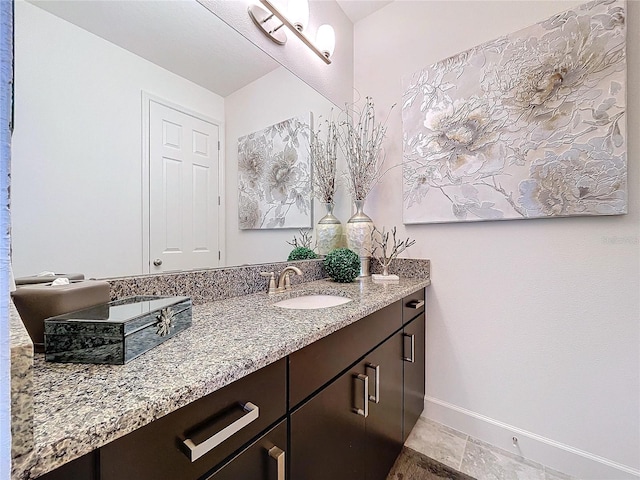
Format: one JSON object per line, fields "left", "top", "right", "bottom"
{"left": 273, "top": 294, "right": 352, "bottom": 310}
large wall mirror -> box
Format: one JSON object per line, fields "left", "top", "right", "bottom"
{"left": 12, "top": 0, "right": 350, "bottom": 279}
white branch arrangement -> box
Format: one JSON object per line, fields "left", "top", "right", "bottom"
{"left": 310, "top": 115, "right": 339, "bottom": 204}
{"left": 286, "top": 229, "right": 313, "bottom": 249}
{"left": 338, "top": 97, "right": 395, "bottom": 202}
{"left": 370, "top": 226, "right": 416, "bottom": 275}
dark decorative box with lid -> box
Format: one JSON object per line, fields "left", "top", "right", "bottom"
{"left": 44, "top": 296, "right": 192, "bottom": 364}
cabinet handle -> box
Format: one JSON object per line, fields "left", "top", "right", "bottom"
{"left": 268, "top": 446, "right": 285, "bottom": 480}
{"left": 365, "top": 363, "right": 380, "bottom": 404}
{"left": 406, "top": 299, "right": 425, "bottom": 309}
{"left": 403, "top": 333, "right": 415, "bottom": 363}
{"left": 352, "top": 373, "right": 369, "bottom": 418}
{"left": 182, "top": 402, "right": 260, "bottom": 462}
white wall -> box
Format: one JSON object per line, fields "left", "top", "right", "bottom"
{"left": 354, "top": 1, "right": 639, "bottom": 478}
{"left": 200, "top": 0, "right": 354, "bottom": 108}
{"left": 225, "top": 66, "right": 350, "bottom": 266}
{"left": 12, "top": 2, "right": 225, "bottom": 278}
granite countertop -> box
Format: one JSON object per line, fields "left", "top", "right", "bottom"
{"left": 12, "top": 276, "right": 430, "bottom": 479}
{"left": 10, "top": 303, "right": 34, "bottom": 460}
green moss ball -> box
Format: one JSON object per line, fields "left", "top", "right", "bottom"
{"left": 323, "top": 248, "right": 360, "bottom": 283}
{"left": 288, "top": 247, "right": 318, "bottom": 261}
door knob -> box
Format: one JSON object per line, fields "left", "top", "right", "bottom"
{"left": 153, "top": 259, "right": 163, "bottom": 266}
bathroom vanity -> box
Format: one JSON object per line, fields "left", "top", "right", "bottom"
{"left": 11, "top": 273, "right": 429, "bottom": 480}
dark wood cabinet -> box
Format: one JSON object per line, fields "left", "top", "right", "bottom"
{"left": 203, "top": 419, "right": 287, "bottom": 480}
{"left": 288, "top": 301, "right": 402, "bottom": 408}
{"left": 37, "top": 450, "right": 98, "bottom": 480}
{"left": 402, "top": 288, "right": 426, "bottom": 441}
{"left": 402, "top": 288, "right": 425, "bottom": 323}
{"left": 290, "top": 319, "right": 413, "bottom": 480}
{"left": 36, "top": 288, "right": 426, "bottom": 480}
{"left": 364, "top": 331, "right": 404, "bottom": 480}
{"left": 403, "top": 312, "right": 426, "bottom": 441}
{"left": 290, "top": 331, "right": 404, "bottom": 480}
{"left": 290, "top": 367, "right": 367, "bottom": 480}
{"left": 100, "top": 358, "right": 286, "bottom": 480}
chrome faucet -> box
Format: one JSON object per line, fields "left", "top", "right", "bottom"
{"left": 277, "top": 266, "right": 303, "bottom": 292}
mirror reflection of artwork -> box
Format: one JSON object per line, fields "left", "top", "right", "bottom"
{"left": 402, "top": 0, "right": 627, "bottom": 224}
{"left": 238, "top": 115, "right": 312, "bottom": 229}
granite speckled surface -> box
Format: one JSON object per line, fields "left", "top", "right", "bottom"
{"left": 10, "top": 303, "right": 34, "bottom": 459}
{"left": 372, "top": 258, "right": 431, "bottom": 278}
{"left": 11, "top": 274, "right": 430, "bottom": 479}
{"left": 106, "top": 258, "right": 327, "bottom": 304}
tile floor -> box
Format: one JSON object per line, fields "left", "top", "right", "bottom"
{"left": 387, "top": 446, "right": 475, "bottom": 480}
{"left": 387, "top": 417, "right": 577, "bottom": 480}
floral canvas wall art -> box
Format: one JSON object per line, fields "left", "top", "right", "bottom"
{"left": 238, "top": 114, "right": 312, "bottom": 229}
{"left": 402, "top": 0, "right": 627, "bottom": 224}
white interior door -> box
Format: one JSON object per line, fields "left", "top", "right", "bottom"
{"left": 149, "top": 100, "right": 220, "bottom": 272}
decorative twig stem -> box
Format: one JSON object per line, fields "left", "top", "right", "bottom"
{"left": 370, "top": 226, "right": 416, "bottom": 275}
{"left": 338, "top": 97, "right": 395, "bottom": 201}
{"left": 286, "top": 229, "right": 313, "bottom": 249}
{"left": 310, "top": 115, "right": 339, "bottom": 204}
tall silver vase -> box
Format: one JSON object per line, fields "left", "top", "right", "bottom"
{"left": 346, "top": 199, "right": 374, "bottom": 277}
{"left": 316, "top": 202, "right": 342, "bottom": 255}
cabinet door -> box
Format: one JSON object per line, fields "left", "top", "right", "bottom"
{"left": 290, "top": 367, "right": 367, "bottom": 480}
{"left": 37, "top": 450, "right": 97, "bottom": 480}
{"left": 403, "top": 313, "right": 426, "bottom": 441}
{"left": 289, "top": 302, "right": 402, "bottom": 408}
{"left": 204, "top": 419, "right": 287, "bottom": 480}
{"left": 364, "top": 332, "right": 404, "bottom": 480}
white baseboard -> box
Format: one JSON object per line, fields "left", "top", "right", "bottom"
{"left": 424, "top": 396, "right": 640, "bottom": 480}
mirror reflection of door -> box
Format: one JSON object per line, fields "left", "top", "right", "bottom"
{"left": 148, "top": 99, "right": 220, "bottom": 272}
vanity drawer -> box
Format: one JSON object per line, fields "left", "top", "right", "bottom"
{"left": 289, "top": 301, "right": 402, "bottom": 408}
{"left": 100, "top": 358, "right": 286, "bottom": 480}
{"left": 402, "top": 288, "right": 425, "bottom": 324}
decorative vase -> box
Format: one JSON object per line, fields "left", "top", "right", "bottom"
{"left": 316, "top": 203, "right": 342, "bottom": 255}
{"left": 346, "top": 199, "right": 374, "bottom": 277}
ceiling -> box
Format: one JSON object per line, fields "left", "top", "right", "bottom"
{"left": 28, "top": 0, "right": 280, "bottom": 97}
{"left": 336, "top": 0, "right": 393, "bottom": 23}
{"left": 29, "top": 0, "right": 395, "bottom": 97}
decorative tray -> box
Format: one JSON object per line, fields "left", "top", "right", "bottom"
{"left": 44, "top": 296, "right": 192, "bottom": 364}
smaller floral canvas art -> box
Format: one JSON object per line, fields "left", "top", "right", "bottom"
{"left": 238, "top": 114, "right": 312, "bottom": 229}
{"left": 402, "top": 0, "right": 627, "bottom": 224}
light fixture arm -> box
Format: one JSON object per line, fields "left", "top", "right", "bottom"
{"left": 249, "top": 0, "right": 332, "bottom": 65}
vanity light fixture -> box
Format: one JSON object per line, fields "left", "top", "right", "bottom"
{"left": 287, "top": 0, "right": 309, "bottom": 31}
{"left": 315, "top": 24, "right": 336, "bottom": 58}
{"left": 248, "top": 0, "right": 335, "bottom": 64}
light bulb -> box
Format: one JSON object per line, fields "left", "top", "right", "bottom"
{"left": 288, "top": 0, "right": 309, "bottom": 32}
{"left": 316, "top": 24, "right": 335, "bottom": 58}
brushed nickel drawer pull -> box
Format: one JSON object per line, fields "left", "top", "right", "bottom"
{"left": 365, "top": 363, "right": 380, "bottom": 403}
{"left": 183, "top": 402, "right": 260, "bottom": 462}
{"left": 268, "top": 446, "right": 285, "bottom": 480}
{"left": 403, "top": 333, "right": 415, "bottom": 363}
{"left": 352, "top": 373, "right": 369, "bottom": 418}
{"left": 406, "top": 299, "right": 425, "bottom": 309}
